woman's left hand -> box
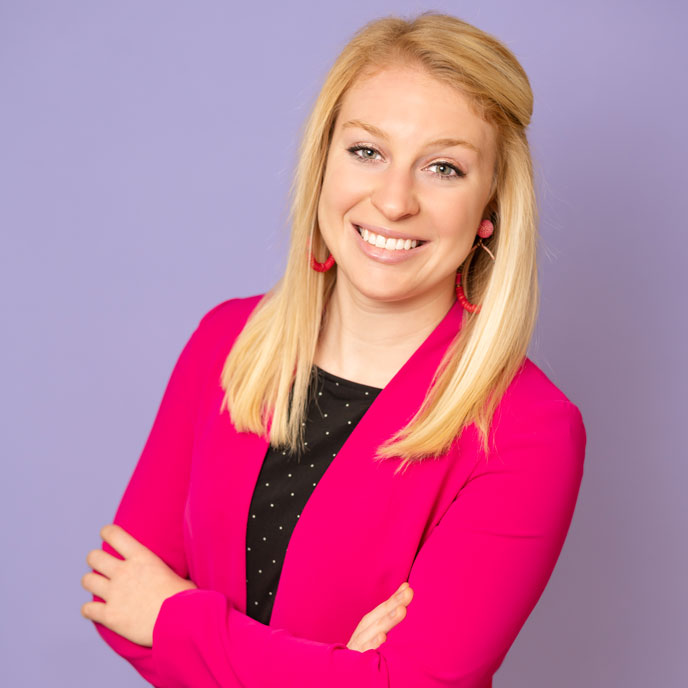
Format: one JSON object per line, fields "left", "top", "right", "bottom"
{"left": 80, "top": 524, "right": 197, "bottom": 647}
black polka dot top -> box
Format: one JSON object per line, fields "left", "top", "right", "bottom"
{"left": 245, "top": 364, "right": 383, "bottom": 625}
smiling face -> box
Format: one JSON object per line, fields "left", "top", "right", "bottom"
{"left": 316, "top": 62, "right": 498, "bottom": 307}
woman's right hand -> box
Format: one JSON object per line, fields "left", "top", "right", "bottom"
{"left": 347, "top": 582, "right": 414, "bottom": 652}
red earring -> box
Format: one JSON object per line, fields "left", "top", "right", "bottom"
{"left": 455, "top": 271, "right": 481, "bottom": 314}
{"left": 455, "top": 217, "right": 496, "bottom": 313}
{"left": 478, "top": 218, "right": 494, "bottom": 238}
{"left": 309, "top": 251, "right": 335, "bottom": 272}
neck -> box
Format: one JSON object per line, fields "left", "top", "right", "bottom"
{"left": 313, "top": 278, "right": 456, "bottom": 388}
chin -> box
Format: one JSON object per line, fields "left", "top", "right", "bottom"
{"left": 343, "top": 275, "right": 417, "bottom": 304}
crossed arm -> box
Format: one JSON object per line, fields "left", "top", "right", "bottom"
{"left": 81, "top": 314, "right": 587, "bottom": 687}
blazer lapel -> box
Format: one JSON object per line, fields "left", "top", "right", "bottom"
{"left": 185, "top": 297, "right": 464, "bottom": 642}
{"left": 270, "top": 299, "right": 464, "bottom": 639}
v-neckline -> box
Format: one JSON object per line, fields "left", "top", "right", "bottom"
{"left": 261, "top": 297, "right": 464, "bottom": 622}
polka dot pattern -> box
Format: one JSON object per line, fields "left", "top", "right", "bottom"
{"left": 245, "top": 365, "right": 383, "bottom": 625}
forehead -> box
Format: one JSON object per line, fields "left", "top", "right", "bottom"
{"left": 335, "top": 64, "right": 495, "bottom": 154}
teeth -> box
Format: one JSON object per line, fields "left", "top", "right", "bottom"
{"left": 357, "top": 226, "right": 419, "bottom": 251}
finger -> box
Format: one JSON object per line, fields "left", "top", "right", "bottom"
{"left": 357, "top": 585, "right": 413, "bottom": 639}
{"left": 99, "top": 523, "right": 148, "bottom": 559}
{"left": 359, "top": 631, "right": 387, "bottom": 653}
{"left": 86, "top": 548, "right": 122, "bottom": 578}
{"left": 349, "top": 594, "right": 411, "bottom": 650}
{"left": 357, "top": 583, "right": 409, "bottom": 625}
{"left": 350, "top": 588, "right": 409, "bottom": 646}
{"left": 347, "top": 584, "right": 413, "bottom": 650}
{"left": 81, "top": 600, "right": 108, "bottom": 625}
{"left": 81, "top": 570, "right": 110, "bottom": 599}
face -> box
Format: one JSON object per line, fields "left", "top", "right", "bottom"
{"left": 316, "top": 62, "right": 498, "bottom": 307}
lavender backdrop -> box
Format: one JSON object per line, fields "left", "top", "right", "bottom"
{"left": 1, "top": 1, "right": 685, "bottom": 685}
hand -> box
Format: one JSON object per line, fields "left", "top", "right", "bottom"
{"left": 80, "top": 524, "right": 197, "bottom": 647}
{"left": 347, "top": 582, "right": 414, "bottom": 652}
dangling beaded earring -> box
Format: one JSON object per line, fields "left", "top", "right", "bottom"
{"left": 455, "top": 271, "right": 480, "bottom": 313}
{"left": 307, "top": 235, "right": 336, "bottom": 272}
{"left": 455, "top": 217, "right": 496, "bottom": 314}
{"left": 309, "top": 251, "right": 335, "bottom": 272}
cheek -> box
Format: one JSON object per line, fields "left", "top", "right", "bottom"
{"left": 428, "top": 197, "right": 472, "bottom": 236}
{"left": 321, "top": 159, "right": 366, "bottom": 212}
{"left": 426, "top": 201, "right": 482, "bottom": 260}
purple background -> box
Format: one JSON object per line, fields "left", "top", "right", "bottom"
{"left": 1, "top": 1, "right": 685, "bottom": 685}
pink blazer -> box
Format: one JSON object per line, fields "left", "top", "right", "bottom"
{"left": 92, "top": 293, "right": 586, "bottom": 688}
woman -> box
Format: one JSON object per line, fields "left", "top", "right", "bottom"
{"left": 81, "top": 11, "right": 586, "bottom": 688}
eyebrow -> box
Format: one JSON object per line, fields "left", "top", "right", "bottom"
{"left": 341, "top": 118, "right": 480, "bottom": 155}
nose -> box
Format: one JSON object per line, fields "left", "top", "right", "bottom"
{"left": 370, "top": 166, "right": 420, "bottom": 222}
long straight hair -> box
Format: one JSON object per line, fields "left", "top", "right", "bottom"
{"left": 219, "top": 11, "right": 538, "bottom": 474}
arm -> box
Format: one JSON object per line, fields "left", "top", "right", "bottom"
{"left": 150, "top": 399, "right": 587, "bottom": 688}
{"left": 91, "top": 306, "right": 222, "bottom": 687}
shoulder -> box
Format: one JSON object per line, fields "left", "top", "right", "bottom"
{"left": 496, "top": 356, "right": 585, "bottom": 428}
{"left": 485, "top": 356, "right": 587, "bottom": 477}
{"left": 182, "top": 292, "right": 267, "bottom": 366}
{"left": 195, "top": 292, "right": 267, "bottom": 337}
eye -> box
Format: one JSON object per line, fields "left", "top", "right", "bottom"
{"left": 427, "top": 162, "right": 466, "bottom": 180}
{"left": 347, "top": 145, "right": 382, "bottom": 162}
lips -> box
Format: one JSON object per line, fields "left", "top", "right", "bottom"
{"left": 352, "top": 221, "right": 427, "bottom": 244}
{"left": 349, "top": 221, "right": 430, "bottom": 265}
{"left": 354, "top": 225, "right": 426, "bottom": 251}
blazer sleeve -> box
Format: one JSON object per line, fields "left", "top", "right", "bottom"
{"left": 90, "top": 304, "right": 224, "bottom": 687}
{"left": 150, "top": 398, "right": 587, "bottom": 688}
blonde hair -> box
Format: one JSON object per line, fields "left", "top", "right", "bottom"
{"left": 220, "top": 11, "right": 538, "bottom": 474}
